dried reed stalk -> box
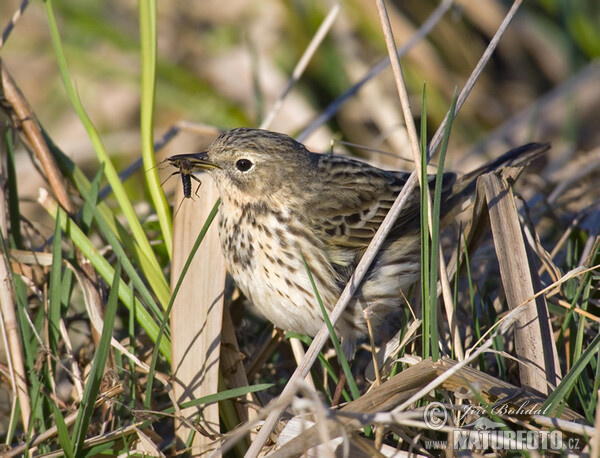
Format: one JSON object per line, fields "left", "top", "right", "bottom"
{"left": 480, "top": 171, "right": 561, "bottom": 395}
{"left": 170, "top": 176, "right": 226, "bottom": 455}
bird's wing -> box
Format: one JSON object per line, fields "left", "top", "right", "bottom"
{"left": 309, "top": 156, "right": 414, "bottom": 246}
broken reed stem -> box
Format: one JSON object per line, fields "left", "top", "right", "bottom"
{"left": 375, "top": 0, "right": 423, "bottom": 181}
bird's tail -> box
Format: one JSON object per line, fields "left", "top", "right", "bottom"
{"left": 460, "top": 142, "right": 549, "bottom": 186}
{"left": 451, "top": 142, "right": 550, "bottom": 199}
{"left": 434, "top": 142, "right": 549, "bottom": 225}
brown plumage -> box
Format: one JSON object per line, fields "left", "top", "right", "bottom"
{"left": 169, "top": 128, "right": 548, "bottom": 358}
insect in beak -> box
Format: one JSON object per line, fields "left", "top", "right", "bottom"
{"left": 167, "top": 152, "right": 219, "bottom": 198}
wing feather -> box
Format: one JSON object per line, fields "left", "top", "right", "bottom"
{"left": 306, "top": 154, "right": 455, "bottom": 271}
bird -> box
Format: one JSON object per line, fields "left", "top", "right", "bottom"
{"left": 168, "top": 128, "right": 548, "bottom": 359}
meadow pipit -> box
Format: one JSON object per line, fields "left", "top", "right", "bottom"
{"left": 169, "top": 128, "right": 548, "bottom": 358}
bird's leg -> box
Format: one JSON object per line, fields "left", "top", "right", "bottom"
{"left": 331, "top": 369, "right": 347, "bottom": 407}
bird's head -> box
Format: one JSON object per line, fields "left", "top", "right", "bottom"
{"left": 169, "top": 128, "right": 316, "bottom": 204}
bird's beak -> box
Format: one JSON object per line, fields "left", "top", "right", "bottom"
{"left": 167, "top": 152, "right": 220, "bottom": 171}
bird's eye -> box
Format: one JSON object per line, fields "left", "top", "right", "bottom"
{"left": 235, "top": 158, "right": 254, "bottom": 172}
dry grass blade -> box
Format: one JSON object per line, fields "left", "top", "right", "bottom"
{"left": 220, "top": 307, "right": 258, "bottom": 436}
{"left": 480, "top": 171, "right": 561, "bottom": 395}
{"left": 0, "top": 118, "right": 31, "bottom": 432}
{"left": 260, "top": 2, "right": 340, "bottom": 130}
{"left": 271, "top": 357, "right": 584, "bottom": 456}
{"left": 432, "top": 358, "right": 582, "bottom": 422}
{"left": 170, "top": 176, "right": 226, "bottom": 453}
{"left": 0, "top": 63, "right": 74, "bottom": 214}
{"left": 375, "top": 0, "right": 422, "bottom": 174}
{"left": 288, "top": 337, "right": 316, "bottom": 390}
{"left": 0, "top": 227, "right": 31, "bottom": 433}
{"left": 5, "top": 384, "right": 124, "bottom": 457}
{"left": 269, "top": 360, "right": 439, "bottom": 457}
{"left": 592, "top": 393, "right": 600, "bottom": 458}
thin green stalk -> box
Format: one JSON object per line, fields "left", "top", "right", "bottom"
{"left": 48, "top": 210, "right": 65, "bottom": 359}
{"left": 420, "top": 84, "right": 430, "bottom": 359}
{"left": 543, "top": 330, "right": 600, "bottom": 417}
{"left": 139, "top": 0, "right": 173, "bottom": 257}
{"left": 427, "top": 89, "right": 457, "bottom": 361}
{"left": 160, "top": 383, "right": 274, "bottom": 414}
{"left": 128, "top": 282, "right": 137, "bottom": 412}
{"left": 73, "top": 263, "right": 121, "bottom": 456}
{"left": 51, "top": 401, "right": 74, "bottom": 458}
{"left": 300, "top": 251, "right": 360, "bottom": 401}
{"left": 79, "top": 169, "right": 166, "bottom": 331}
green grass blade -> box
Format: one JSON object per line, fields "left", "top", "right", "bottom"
{"left": 300, "top": 251, "right": 360, "bottom": 401}
{"left": 72, "top": 262, "right": 121, "bottom": 456}
{"left": 48, "top": 209, "right": 65, "bottom": 357}
{"left": 161, "top": 383, "right": 274, "bottom": 414}
{"left": 48, "top": 138, "right": 171, "bottom": 308}
{"left": 23, "top": 387, "right": 43, "bottom": 455}
{"left": 128, "top": 282, "right": 137, "bottom": 412}
{"left": 51, "top": 401, "right": 74, "bottom": 458}
{"left": 44, "top": 0, "right": 168, "bottom": 307}
{"left": 420, "top": 83, "right": 430, "bottom": 359}
{"left": 428, "top": 88, "right": 457, "bottom": 361}
{"left": 80, "top": 441, "right": 119, "bottom": 457}
{"left": 542, "top": 329, "right": 600, "bottom": 416}
{"left": 41, "top": 195, "right": 171, "bottom": 361}
{"left": 139, "top": 0, "right": 173, "bottom": 257}
{"left": 5, "top": 132, "right": 22, "bottom": 249}
{"left": 78, "top": 169, "right": 166, "bottom": 329}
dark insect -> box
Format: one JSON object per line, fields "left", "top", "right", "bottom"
{"left": 166, "top": 155, "right": 203, "bottom": 199}
{"left": 181, "top": 173, "right": 192, "bottom": 198}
